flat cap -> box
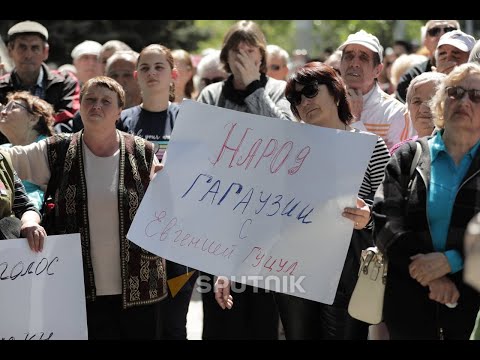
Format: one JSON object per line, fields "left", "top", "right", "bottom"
{"left": 8, "top": 21, "right": 48, "bottom": 41}
{"left": 71, "top": 40, "right": 102, "bottom": 60}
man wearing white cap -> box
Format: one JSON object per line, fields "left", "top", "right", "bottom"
{"left": 434, "top": 30, "right": 476, "bottom": 74}
{"left": 0, "top": 20, "right": 80, "bottom": 138}
{"left": 339, "top": 30, "right": 413, "bottom": 150}
{"left": 71, "top": 40, "right": 102, "bottom": 85}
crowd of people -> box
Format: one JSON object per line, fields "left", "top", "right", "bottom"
{"left": 1, "top": 19, "right": 480, "bottom": 340}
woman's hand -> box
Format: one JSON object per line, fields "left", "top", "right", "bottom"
{"left": 21, "top": 220, "right": 46, "bottom": 253}
{"left": 427, "top": 276, "right": 460, "bottom": 306}
{"left": 233, "top": 48, "right": 261, "bottom": 89}
{"left": 409, "top": 252, "right": 451, "bottom": 286}
{"left": 214, "top": 276, "right": 233, "bottom": 310}
{"left": 153, "top": 163, "right": 164, "bottom": 174}
{"left": 343, "top": 197, "right": 370, "bottom": 230}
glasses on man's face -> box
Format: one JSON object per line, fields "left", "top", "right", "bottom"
{"left": 427, "top": 26, "right": 457, "bottom": 37}
{"left": 0, "top": 100, "right": 33, "bottom": 114}
{"left": 286, "top": 82, "right": 320, "bottom": 106}
{"left": 446, "top": 86, "right": 480, "bottom": 103}
{"left": 201, "top": 77, "right": 225, "bottom": 86}
{"left": 268, "top": 64, "right": 281, "bottom": 71}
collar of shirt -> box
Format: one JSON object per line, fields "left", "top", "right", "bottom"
{"left": 430, "top": 129, "right": 480, "bottom": 162}
{"left": 36, "top": 66, "right": 44, "bottom": 87}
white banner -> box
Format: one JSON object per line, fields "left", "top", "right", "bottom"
{"left": 0, "top": 233, "right": 87, "bottom": 340}
{"left": 128, "top": 100, "right": 377, "bottom": 304}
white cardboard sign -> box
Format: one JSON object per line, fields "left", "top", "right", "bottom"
{"left": 0, "top": 233, "right": 87, "bottom": 340}
{"left": 128, "top": 100, "right": 377, "bottom": 304}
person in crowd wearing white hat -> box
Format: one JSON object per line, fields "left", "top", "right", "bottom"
{"left": 396, "top": 20, "right": 461, "bottom": 103}
{"left": 0, "top": 20, "right": 80, "bottom": 137}
{"left": 433, "top": 30, "right": 476, "bottom": 74}
{"left": 71, "top": 40, "right": 103, "bottom": 86}
{"left": 338, "top": 29, "right": 414, "bottom": 150}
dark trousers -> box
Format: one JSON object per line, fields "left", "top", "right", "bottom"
{"left": 201, "top": 272, "right": 279, "bottom": 340}
{"left": 157, "top": 260, "right": 198, "bottom": 340}
{"left": 274, "top": 292, "right": 369, "bottom": 340}
{"left": 86, "top": 295, "right": 163, "bottom": 340}
{"left": 275, "top": 292, "right": 346, "bottom": 340}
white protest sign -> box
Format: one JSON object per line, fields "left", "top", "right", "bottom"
{"left": 0, "top": 233, "right": 87, "bottom": 340}
{"left": 128, "top": 100, "right": 377, "bottom": 304}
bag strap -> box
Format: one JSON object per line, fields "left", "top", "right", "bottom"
{"left": 410, "top": 142, "right": 422, "bottom": 178}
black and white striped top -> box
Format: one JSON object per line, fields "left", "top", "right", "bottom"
{"left": 355, "top": 129, "right": 391, "bottom": 228}
{"left": 12, "top": 172, "right": 38, "bottom": 218}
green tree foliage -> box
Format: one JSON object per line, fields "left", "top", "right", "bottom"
{"left": 195, "top": 20, "right": 295, "bottom": 54}
{"left": 0, "top": 20, "right": 209, "bottom": 67}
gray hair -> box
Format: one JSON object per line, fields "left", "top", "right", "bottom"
{"left": 105, "top": 50, "right": 139, "bottom": 73}
{"left": 266, "top": 44, "right": 290, "bottom": 65}
{"left": 406, "top": 71, "right": 446, "bottom": 104}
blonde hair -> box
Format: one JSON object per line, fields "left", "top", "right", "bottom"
{"left": 431, "top": 62, "right": 480, "bottom": 129}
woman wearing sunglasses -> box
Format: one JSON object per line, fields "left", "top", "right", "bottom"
{"left": 373, "top": 62, "right": 480, "bottom": 339}
{"left": 0, "top": 91, "right": 55, "bottom": 210}
{"left": 215, "top": 61, "right": 390, "bottom": 340}
{"left": 279, "top": 62, "right": 390, "bottom": 339}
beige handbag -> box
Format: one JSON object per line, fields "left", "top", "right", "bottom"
{"left": 348, "top": 246, "right": 388, "bottom": 324}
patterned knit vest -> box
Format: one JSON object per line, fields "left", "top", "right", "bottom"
{"left": 46, "top": 131, "right": 167, "bottom": 308}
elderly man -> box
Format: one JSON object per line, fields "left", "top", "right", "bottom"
{"left": 434, "top": 30, "right": 476, "bottom": 74}
{"left": 339, "top": 29, "right": 413, "bottom": 150}
{"left": 71, "top": 40, "right": 102, "bottom": 85}
{"left": 266, "top": 44, "right": 290, "bottom": 81}
{"left": 0, "top": 21, "right": 80, "bottom": 137}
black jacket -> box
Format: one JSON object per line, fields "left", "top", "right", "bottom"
{"left": 373, "top": 137, "right": 480, "bottom": 339}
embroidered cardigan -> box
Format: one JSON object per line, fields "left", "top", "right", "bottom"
{"left": 46, "top": 131, "right": 167, "bottom": 308}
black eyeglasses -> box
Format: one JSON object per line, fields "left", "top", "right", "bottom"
{"left": 268, "top": 64, "right": 281, "bottom": 71}
{"left": 286, "top": 82, "right": 320, "bottom": 106}
{"left": 446, "top": 86, "right": 480, "bottom": 103}
{"left": 427, "top": 26, "right": 457, "bottom": 37}
{"left": 201, "top": 77, "right": 225, "bottom": 86}
{"left": 0, "top": 100, "right": 33, "bottom": 114}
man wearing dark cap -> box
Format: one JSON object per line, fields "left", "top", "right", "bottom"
{"left": 0, "top": 20, "right": 80, "bottom": 139}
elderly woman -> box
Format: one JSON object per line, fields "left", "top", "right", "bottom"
{"left": 216, "top": 62, "right": 391, "bottom": 340}
{"left": 5, "top": 76, "right": 166, "bottom": 340}
{"left": 390, "top": 72, "right": 447, "bottom": 154}
{"left": 0, "top": 91, "right": 55, "bottom": 209}
{"left": 373, "top": 62, "right": 480, "bottom": 339}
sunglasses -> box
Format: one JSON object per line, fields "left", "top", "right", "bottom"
{"left": 268, "top": 64, "right": 281, "bottom": 71}
{"left": 446, "top": 86, "right": 480, "bottom": 103}
{"left": 427, "top": 26, "right": 457, "bottom": 37}
{"left": 0, "top": 100, "right": 33, "bottom": 114}
{"left": 201, "top": 77, "right": 225, "bottom": 86}
{"left": 286, "top": 82, "right": 319, "bottom": 106}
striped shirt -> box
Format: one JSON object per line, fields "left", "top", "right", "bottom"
{"left": 12, "top": 171, "right": 38, "bottom": 218}
{"left": 354, "top": 129, "right": 391, "bottom": 228}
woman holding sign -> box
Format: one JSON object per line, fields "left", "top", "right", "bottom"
{"left": 215, "top": 62, "right": 391, "bottom": 340}
{"left": 197, "top": 20, "right": 295, "bottom": 340}
{"left": 5, "top": 76, "right": 166, "bottom": 340}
